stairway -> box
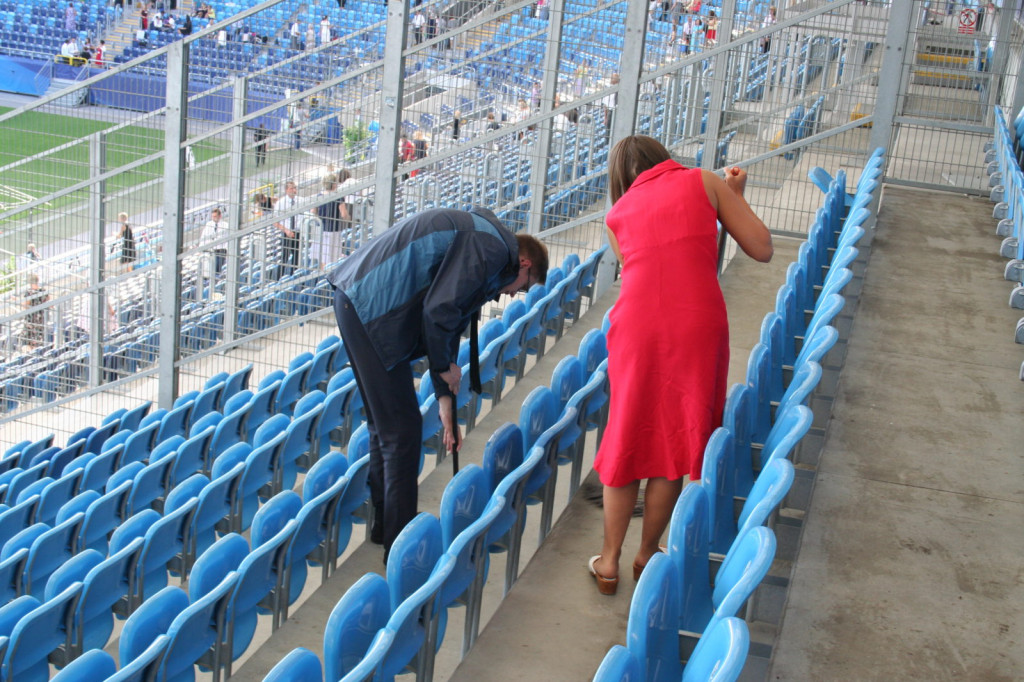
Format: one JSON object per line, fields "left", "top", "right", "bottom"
{"left": 100, "top": 0, "right": 195, "bottom": 65}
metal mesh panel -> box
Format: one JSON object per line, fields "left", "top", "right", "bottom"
{"left": 0, "top": 0, "right": 903, "bottom": 446}
{"left": 885, "top": 0, "right": 1023, "bottom": 193}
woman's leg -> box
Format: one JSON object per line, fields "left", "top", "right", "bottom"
{"left": 592, "top": 480, "right": 640, "bottom": 580}
{"left": 635, "top": 476, "right": 684, "bottom": 568}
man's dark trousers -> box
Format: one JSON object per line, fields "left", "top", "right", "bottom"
{"left": 334, "top": 290, "right": 422, "bottom": 556}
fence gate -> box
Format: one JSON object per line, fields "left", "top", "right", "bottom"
{"left": 883, "top": 0, "right": 1024, "bottom": 194}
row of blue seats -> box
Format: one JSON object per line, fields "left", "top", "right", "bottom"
{"left": 6, "top": 250, "right": 603, "bottom": 680}
{"left": 986, "top": 106, "right": 1024, "bottom": 355}
{"left": 260, "top": 325, "right": 614, "bottom": 680}
{"left": 0, "top": 246, "right": 603, "bottom": 678}
{"left": 592, "top": 151, "right": 886, "bottom": 680}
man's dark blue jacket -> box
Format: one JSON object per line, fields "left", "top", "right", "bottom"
{"left": 327, "top": 206, "right": 519, "bottom": 398}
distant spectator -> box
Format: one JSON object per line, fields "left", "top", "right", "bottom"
{"left": 140, "top": 6, "right": 148, "bottom": 29}
{"left": 274, "top": 181, "right": 301, "bottom": 278}
{"left": 411, "top": 10, "right": 425, "bottom": 44}
{"left": 290, "top": 20, "right": 301, "bottom": 49}
{"left": 320, "top": 15, "right": 330, "bottom": 44}
{"left": 21, "top": 274, "right": 49, "bottom": 348}
{"left": 114, "top": 212, "right": 136, "bottom": 271}
{"left": 253, "top": 123, "right": 269, "bottom": 166}
{"left": 151, "top": 9, "right": 163, "bottom": 29}
{"left": 399, "top": 132, "right": 415, "bottom": 162}
{"left": 314, "top": 173, "right": 343, "bottom": 268}
{"left": 252, "top": 193, "right": 273, "bottom": 225}
{"left": 94, "top": 39, "right": 106, "bottom": 65}
{"left": 426, "top": 9, "right": 437, "bottom": 40}
{"left": 412, "top": 129, "right": 427, "bottom": 160}
{"left": 60, "top": 37, "right": 76, "bottom": 59}
{"left": 216, "top": 27, "right": 228, "bottom": 47}
{"left": 179, "top": 13, "right": 192, "bottom": 35}
{"left": 64, "top": 2, "right": 77, "bottom": 32}
{"left": 399, "top": 132, "right": 415, "bottom": 180}
{"left": 485, "top": 111, "right": 500, "bottom": 131}
{"left": 165, "top": 14, "right": 176, "bottom": 31}
{"left": 451, "top": 110, "right": 461, "bottom": 140}
{"left": 305, "top": 23, "right": 315, "bottom": 50}
{"left": 199, "top": 207, "right": 228, "bottom": 275}
{"left": 23, "top": 243, "right": 40, "bottom": 263}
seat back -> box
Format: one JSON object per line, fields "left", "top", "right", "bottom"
{"left": 35, "top": 469, "right": 82, "bottom": 526}
{"left": 324, "top": 572, "right": 390, "bottom": 682}
{"left": 264, "top": 647, "right": 323, "bottom": 682}
{"left": 702, "top": 428, "right": 737, "bottom": 555}
{"left": 722, "top": 383, "right": 754, "bottom": 497}
{"left": 625, "top": 553, "right": 682, "bottom": 682}
{"left": 483, "top": 421, "right": 525, "bottom": 493}
{"left": 307, "top": 345, "right": 336, "bottom": 394}
{"left": 110, "top": 634, "right": 171, "bottom": 682}
{"left": 6, "top": 583, "right": 82, "bottom": 680}
{"left": 158, "top": 571, "right": 239, "bottom": 681}
{"left": 50, "top": 648, "right": 117, "bottom": 682}
{"left": 549, "top": 355, "right": 585, "bottom": 412}
{"left": 737, "top": 458, "right": 795, "bottom": 538}
{"left": 78, "top": 536, "right": 145, "bottom": 649}
{"left": 121, "top": 422, "right": 159, "bottom": 468}
{"left": 681, "top": 617, "right": 750, "bottom": 682}
{"left": 25, "top": 511, "right": 84, "bottom": 599}
{"left": 439, "top": 464, "right": 490, "bottom": 548}
{"left": 777, "top": 361, "right": 822, "bottom": 417}
{"left": 157, "top": 402, "right": 193, "bottom": 444}
{"left": 712, "top": 525, "right": 777, "bottom": 628}
{"left": 668, "top": 483, "right": 714, "bottom": 633}
{"left": 593, "top": 645, "right": 643, "bottom": 682}
{"left": 78, "top": 479, "right": 132, "bottom": 553}
{"left": 577, "top": 328, "right": 607, "bottom": 375}
{"left": 381, "top": 553, "right": 454, "bottom": 679}
{"left": 386, "top": 513, "right": 443, "bottom": 611}
{"left": 761, "top": 404, "right": 814, "bottom": 469}
{"left": 120, "top": 402, "right": 153, "bottom": 433}
{"left": 276, "top": 361, "right": 312, "bottom": 416}
{"left": 285, "top": 481, "right": 343, "bottom": 604}
{"left": 231, "top": 519, "right": 296, "bottom": 660}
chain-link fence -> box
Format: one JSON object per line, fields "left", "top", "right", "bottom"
{"left": 3, "top": 0, "right": 1019, "bottom": 446}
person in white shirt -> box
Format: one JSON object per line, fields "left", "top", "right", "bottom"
{"left": 319, "top": 15, "right": 330, "bottom": 44}
{"left": 411, "top": 10, "right": 425, "bottom": 44}
{"left": 217, "top": 27, "right": 227, "bottom": 47}
{"left": 274, "top": 181, "right": 302, "bottom": 277}
{"left": 60, "top": 37, "right": 75, "bottom": 59}
{"left": 199, "top": 207, "right": 229, "bottom": 275}
{"left": 290, "top": 21, "right": 301, "bottom": 49}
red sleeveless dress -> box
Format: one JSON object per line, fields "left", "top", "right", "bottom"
{"left": 594, "top": 160, "right": 728, "bottom": 486}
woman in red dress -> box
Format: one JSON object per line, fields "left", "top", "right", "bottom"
{"left": 588, "top": 135, "right": 773, "bottom": 595}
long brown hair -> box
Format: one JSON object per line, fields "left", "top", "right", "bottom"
{"left": 608, "top": 135, "right": 672, "bottom": 204}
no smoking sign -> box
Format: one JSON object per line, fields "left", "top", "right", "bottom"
{"left": 958, "top": 7, "right": 977, "bottom": 34}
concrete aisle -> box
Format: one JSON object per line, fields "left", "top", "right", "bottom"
{"left": 446, "top": 236, "right": 803, "bottom": 681}
{"left": 770, "top": 186, "right": 1024, "bottom": 679}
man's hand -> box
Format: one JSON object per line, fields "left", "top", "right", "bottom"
{"left": 438, "top": 363, "right": 461, "bottom": 395}
{"left": 724, "top": 166, "right": 747, "bottom": 196}
{"left": 439, "top": 395, "right": 461, "bottom": 453}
